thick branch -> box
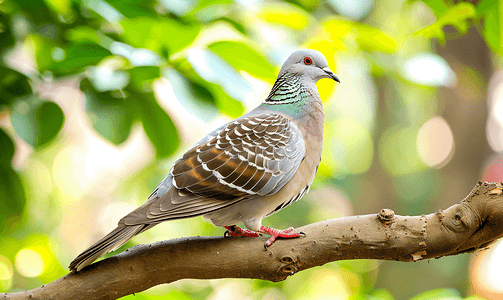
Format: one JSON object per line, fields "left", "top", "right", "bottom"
{"left": 4, "top": 181, "right": 503, "bottom": 300}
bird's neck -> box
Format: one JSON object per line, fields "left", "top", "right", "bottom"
{"left": 265, "top": 73, "right": 309, "bottom": 104}
{"left": 263, "top": 72, "right": 321, "bottom": 116}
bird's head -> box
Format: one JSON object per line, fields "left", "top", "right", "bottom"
{"left": 278, "top": 49, "right": 340, "bottom": 83}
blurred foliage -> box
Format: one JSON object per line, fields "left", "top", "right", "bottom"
{"left": 414, "top": 2, "right": 477, "bottom": 43}
{"left": 0, "top": 0, "right": 500, "bottom": 299}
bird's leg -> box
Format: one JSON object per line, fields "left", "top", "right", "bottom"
{"left": 224, "top": 225, "right": 260, "bottom": 237}
{"left": 259, "top": 225, "right": 305, "bottom": 248}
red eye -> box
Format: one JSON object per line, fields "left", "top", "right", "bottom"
{"left": 303, "top": 57, "right": 313, "bottom": 65}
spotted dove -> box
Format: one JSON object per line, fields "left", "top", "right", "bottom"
{"left": 69, "top": 49, "right": 340, "bottom": 272}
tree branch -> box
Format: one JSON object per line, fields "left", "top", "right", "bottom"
{"left": 4, "top": 181, "right": 503, "bottom": 300}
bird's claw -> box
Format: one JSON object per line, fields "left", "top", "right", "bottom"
{"left": 260, "top": 226, "right": 304, "bottom": 248}
{"left": 223, "top": 225, "right": 260, "bottom": 237}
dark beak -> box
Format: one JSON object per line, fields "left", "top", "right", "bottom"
{"left": 322, "top": 67, "right": 340, "bottom": 83}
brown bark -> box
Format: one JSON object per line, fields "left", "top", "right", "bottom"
{"left": 3, "top": 181, "right": 503, "bottom": 300}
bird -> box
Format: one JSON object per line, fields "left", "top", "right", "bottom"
{"left": 69, "top": 49, "right": 340, "bottom": 272}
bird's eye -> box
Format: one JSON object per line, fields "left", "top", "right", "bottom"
{"left": 303, "top": 57, "right": 313, "bottom": 65}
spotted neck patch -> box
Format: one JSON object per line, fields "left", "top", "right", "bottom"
{"left": 265, "top": 73, "right": 309, "bottom": 105}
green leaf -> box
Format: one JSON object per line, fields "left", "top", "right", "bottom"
{"left": 323, "top": 19, "right": 398, "bottom": 53}
{"left": 0, "top": 13, "right": 15, "bottom": 53}
{"left": 208, "top": 41, "right": 277, "bottom": 82}
{"left": 133, "top": 92, "right": 179, "bottom": 158}
{"left": 410, "top": 288, "right": 461, "bottom": 300}
{"left": 209, "top": 83, "right": 245, "bottom": 118}
{"left": 186, "top": 49, "right": 253, "bottom": 101}
{"left": 66, "top": 26, "right": 100, "bottom": 44}
{"left": 0, "top": 67, "right": 32, "bottom": 108}
{"left": 288, "top": 0, "right": 319, "bottom": 11}
{"left": 121, "top": 17, "right": 200, "bottom": 56}
{"left": 13, "top": 0, "right": 57, "bottom": 25}
{"left": 28, "top": 33, "right": 56, "bottom": 73}
{"left": 43, "top": 0, "right": 74, "bottom": 20}
{"left": 0, "top": 164, "right": 26, "bottom": 230}
{"left": 414, "top": 3, "right": 477, "bottom": 43}
{"left": 476, "top": 0, "right": 497, "bottom": 14}
{"left": 421, "top": 0, "right": 448, "bottom": 16}
{"left": 211, "top": 17, "right": 247, "bottom": 34}
{"left": 191, "top": 0, "right": 233, "bottom": 13}
{"left": 258, "top": 2, "right": 311, "bottom": 30}
{"left": 173, "top": 58, "right": 245, "bottom": 118}
{"left": 165, "top": 68, "right": 218, "bottom": 121}
{"left": 0, "top": 128, "right": 15, "bottom": 165}
{"left": 370, "top": 289, "right": 394, "bottom": 300}
{"left": 189, "top": 0, "right": 234, "bottom": 22}
{"left": 82, "top": 78, "right": 135, "bottom": 145}
{"left": 355, "top": 25, "right": 397, "bottom": 53}
{"left": 128, "top": 66, "right": 161, "bottom": 92}
{"left": 481, "top": 7, "right": 499, "bottom": 53}
{"left": 34, "top": 101, "right": 64, "bottom": 146}
{"left": 477, "top": 0, "right": 499, "bottom": 53}
{"left": 10, "top": 97, "right": 65, "bottom": 148}
{"left": 49, "top": 43, "right": 112, "bottom": 76}
{"left": 106, "top": 0, "right": 157, "bottom": 18}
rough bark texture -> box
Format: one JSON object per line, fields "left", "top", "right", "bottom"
{"left": 3, "top": 181, "right": 503, "bottom": 300}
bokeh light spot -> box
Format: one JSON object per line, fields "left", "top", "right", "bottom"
{"left": 306, "top": 269, "right": 352, "bottom": 299}
{"left": 471, "top": 239, "right": 503, "bottom": 294}
{"left": 486, "top": 72, "right": 503, "bottom": 152}
{"left": 0, "top": 255, "right": 13, "bottom": 280}
{"left": 52, "top": 145, "right": 86, "bottom": 199}
{"left": 284, "top": 268, "right": 352, "bottom": 299}
{"left": 483, "top": 155, "right": 503, "bottom": 182}
{"left": 402, "top": 53, "right": 456, "bottom": 87}
{"left": 486, "top": 115, "right": 503, "bottom": 152}
{"left": 417, "top": 117, "right": 455, "bottom": 168}
{"left": 15, "top": 249, "right": 45, "bottom": 278}
{"left": 327, "top": 0, "right": 374, "bottom": 20}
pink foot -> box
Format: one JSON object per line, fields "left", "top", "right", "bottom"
{"left": 224, "top": 225, "right": 260, "bottom": 238}
{"left": 260, "top": 225, "right": 305, "bottom": 248}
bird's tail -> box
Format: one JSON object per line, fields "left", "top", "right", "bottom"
{"left": 69, "top": 224, "right": 150, "bottom": 272}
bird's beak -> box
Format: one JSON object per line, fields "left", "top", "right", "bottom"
{"left": 322, "top": 67, "right": 340, "bottom": 83}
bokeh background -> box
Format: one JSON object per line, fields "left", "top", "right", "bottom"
{"left": 1, "top": 0, "right": 503, "bottom": 299}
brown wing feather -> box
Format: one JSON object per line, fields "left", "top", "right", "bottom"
{"left": 172, "top": 114, "right": 304, "bottom": 195}
{"left": 120, "top": 113, "right": 305, "bottom": 226}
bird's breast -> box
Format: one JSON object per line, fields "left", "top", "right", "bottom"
{"left": 260, "top": 99, "right": 325, "bottom": 216}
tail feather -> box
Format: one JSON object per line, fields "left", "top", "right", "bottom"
{"left": 69, "top": 225, "right": 147, "bottom": 272}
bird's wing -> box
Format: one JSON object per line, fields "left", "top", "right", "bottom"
{"left": 121, "top": 113, "right": 306, "bottom": 225}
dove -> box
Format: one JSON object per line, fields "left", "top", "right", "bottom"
{"left": 69, "top": 49, "right": 340, "bottom": 271}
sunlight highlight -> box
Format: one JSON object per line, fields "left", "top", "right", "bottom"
{"left": 486, "top": 71, "right": 503, "bottom": 152}
{"left": 471, "top": 240, "right": 503, "bottom": 295}
{"left": 15, "top": 249, "right": 45, "bottom": 278}
{"left": 0, "top": 254, "right": 13, "bottom": 291}
{"left": 0, "top": 255, "right": 13, "bottom": 281}
{"left": 417, "top": 117, "right": 455, "bottom": 168}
